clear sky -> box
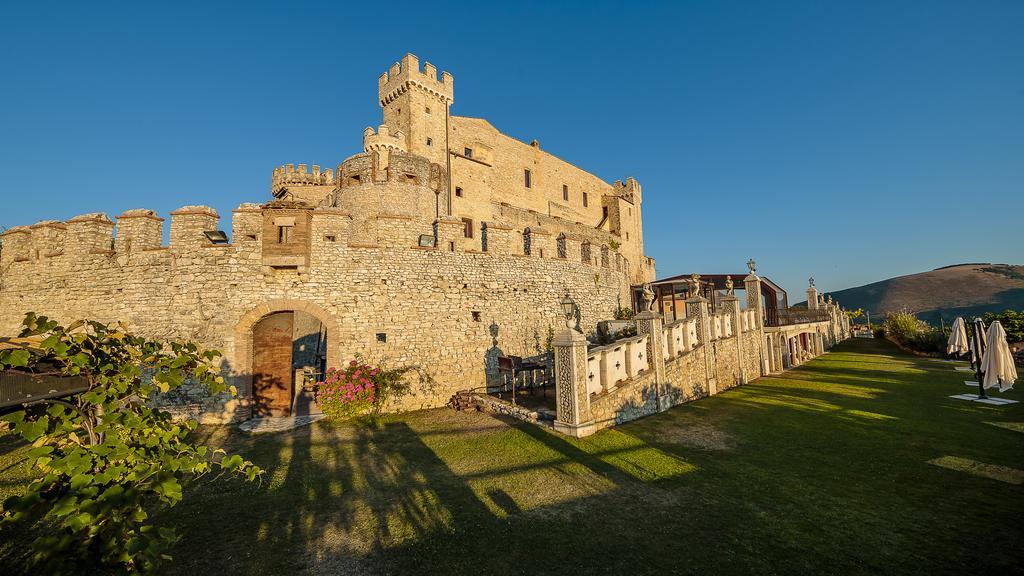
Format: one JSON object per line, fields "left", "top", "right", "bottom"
{"left": 1, "top": 0, "right": 1021, "bottom": 297}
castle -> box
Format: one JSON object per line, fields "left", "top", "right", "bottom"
{"left": 0, "top": 54, "right": 659, "bottom": 422}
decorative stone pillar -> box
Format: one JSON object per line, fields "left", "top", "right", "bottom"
{"left": 719, "top": 294, "right": 746, "bottom": 384}
{"left": 635, "top": 284, "right": 668, "bottom": 410}
{"left": 685, "top": 292, "right": 716, "bottom": 395}
{"left": 807, "top": 277, "right": 819, "bottom": 310}
{"left": 553, "top": 312, "right": 596, "bottom": 438}
{"left": 744, "top": 273, "right": 764, "bottom": 329}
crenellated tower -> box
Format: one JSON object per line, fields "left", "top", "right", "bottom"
{"left": 378, "top": 53, "right": 453, "bottom": 167}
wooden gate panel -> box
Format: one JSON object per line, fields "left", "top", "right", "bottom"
{"left": 253, "top": 311, "right": 294, "bottom": 416}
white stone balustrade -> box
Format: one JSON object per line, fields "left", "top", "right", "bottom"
{"left": 603, "top": 343, "right": 628, "bottom": 387}
{"left": 586, "top": 350, "right": 603, "bottom": 395}
{"left": 624, "top": 335, "right": 650, "bottom": 378}
{"left": 686, "top": 319, "right": 699, "bottom": 350}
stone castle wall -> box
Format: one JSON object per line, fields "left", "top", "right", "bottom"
{"left": 0, "top": 199, "right": 631, "bottom": 422}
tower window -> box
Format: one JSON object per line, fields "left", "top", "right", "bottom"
{"left": 524, "top": 169, "right": 532, "bottom": 188}
{"left": 277, "top": 225, "right": 294, "bottom": 244}
{"left": 426, "top": 137, "right": 433, "bottom": 146}
{"left": 455, "top": 186, "right": 463, "bottom": 197}
{"left": 462, "top": 217, "right": 474, "bottom": 238}
{"left": 464, "top": 147, "right": 473, "bottom": 158}
{"left": 562, "top": 184, "right": 568, "bottom": 201}
{"left": 425, "top": 106, "right": 431, "bottom": 114}
{"left": 583, "top": 192, "right": 588, "bottom": 207}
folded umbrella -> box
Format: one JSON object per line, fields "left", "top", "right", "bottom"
{"left": 981, "top": 321, "right": 1017, "bottom": 393}
{"left": 969, "top": 320, "right": 988, "bottom": 367}
{"left": 947, "top": 317, "right": 969, "bottom": 356}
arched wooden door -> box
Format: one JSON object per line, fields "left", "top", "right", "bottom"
{"left": 252, "top": 311, "right": 295, "bottom": 417}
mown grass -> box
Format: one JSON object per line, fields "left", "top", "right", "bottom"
{"left": 1, "top": 338, "right": 1021, "bottom": 575}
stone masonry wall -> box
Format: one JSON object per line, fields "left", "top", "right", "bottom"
{"left": 0, "top": 206, "right": 629, "bottom": 423}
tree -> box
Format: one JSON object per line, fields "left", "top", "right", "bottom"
{"left": 0, "top": 313, "right": 262, "bottom": 574}
{"left": 845, "top": 308, "right": 864, "bottom": 321}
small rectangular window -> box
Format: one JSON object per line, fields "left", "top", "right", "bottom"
{"left": 455, "top": 186, "right": 463, "bottom": 197}
{"left": 464, "top": 147, "right": 473, "bottom": 158}
{"left": 583, "top": 192, "right": 588, "bottom": 207}
{"left": 462, "top": 217, "right": 473, "bottom": 239}
{"left": 524, "top": 169, "right": 532, "bottom": 188}
{"left": 426, "top": 137, "right": 433, "bottom": 146}
{"left": 277, "top": 226, "right": 294, "bottom": 244}
{"left": 425, "top": 106, "right": 431, "bottom": 114}
{"left": 562, "top": 184, "right": 568, "bottom": 201}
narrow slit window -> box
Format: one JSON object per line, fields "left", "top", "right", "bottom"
{"left": 562, "top": 184, "right": 568, "bottom": 201}
{"left": 583, "top": 192, "right": 588, "bottom": 207}
{"left": 455, "top": 186, "right": 463, "bottom": 197}
{"left": 524, "top": 169, "right": 532, "bottom": 188}
{"left": 462, "top": 217, "right": 474, "bottom": 239}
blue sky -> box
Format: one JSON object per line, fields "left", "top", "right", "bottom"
{"left": 1, "top": 0, "right": 1021, "bottom": 297}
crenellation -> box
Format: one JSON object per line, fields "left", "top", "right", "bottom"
{"left": 115, "top": 209, "right": 164, "bottom": 253}
{"left": 170, "top": 205, "right": 219, "bottom": 249}
{"left": 66, "top": 213, "right": 115, "bottom": 255}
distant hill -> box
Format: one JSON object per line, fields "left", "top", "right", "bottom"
{"left": 822, "top": 264, "right": 1024, "bottom": 325}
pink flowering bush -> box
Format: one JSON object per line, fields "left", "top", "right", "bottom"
{"left": 315, "top": 360, "right": 380, "bottom": 419}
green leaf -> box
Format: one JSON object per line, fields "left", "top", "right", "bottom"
{"left": 156, "top": 477, "right": 182, "bottom": 502}
{"left": 5, "top": 349, "right": 31, "bottom": 367}
{"left": 26, "top": 445, "right": 54, "bottom": 459}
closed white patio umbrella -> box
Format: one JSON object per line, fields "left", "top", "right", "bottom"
{"left": 947, "top": 317, "right": 969, "bottom": 356}
{"left": 981, "top": 321, "right": 1017, "bottom": 393}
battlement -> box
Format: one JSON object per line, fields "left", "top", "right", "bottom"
{"left": 378, "top": 53, "right": 454, "bottom": 107}
{"left": 613, "top": 177, "right": 642, "bottom": 203}
{"left": 271, "top": 163, "right": 335, "bottom": 196}
{"left": 362, "top": 125, "right": 406, "bottom": 154}
{"left": 336, "top": 150, "right": 444, "bottom": 192}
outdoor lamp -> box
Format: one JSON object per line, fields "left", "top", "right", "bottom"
{"left": 559, "top": 292, "right": 576, "bottom": 329}
{"left": 203, "top": 230, "right": 229, "bottom": 244}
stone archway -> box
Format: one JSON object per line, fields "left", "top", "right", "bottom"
{"left": 232, "top": 299, "right": 342, "bottom": 417}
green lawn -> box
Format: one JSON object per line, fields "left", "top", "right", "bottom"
{"left": 2, "top": 338, "right": 1022, "bottom": 575}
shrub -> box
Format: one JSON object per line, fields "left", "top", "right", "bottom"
{"left": 981, "top": 309, "right": 1024, "bottom": 342}
{"left": 883, "top": 309, "right": 946, "bottom": 354}
{"left": 315, "top": 359, "right": 432, "bottom": 419}
{"left": 315, "top": 361, "right": 377, "bottom": 419}
{"left": 0, "top": 313, "right": 261, "bottom": 574}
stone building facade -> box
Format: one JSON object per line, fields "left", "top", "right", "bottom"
{"left": 0, "top": 54, "right": 653, "bottom": 422}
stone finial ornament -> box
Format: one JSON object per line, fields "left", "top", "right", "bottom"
{"left": 746, "top": 258, "right": 757, "bottom": 274}
{"left": 689, "top": 273, "right": 701, "bottom": 296}
{"left": 641, "top": 283, "right": 656, "bottom": 312}
{"left": 808, "top": 276, "right": 815, "bottom": 288}
{"left": 725, "top": 275, "right": 734, "bottom": 295}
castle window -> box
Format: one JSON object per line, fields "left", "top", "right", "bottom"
{"left": 325, "top": 235, "right": 336, "bottom": 242}
{"left": 557, "top": 233, "right": 567, "bottom": 259}
{"left": 425, "top": 106, "right": 431, "bottom": 114}
{"left": 626, "top": 232, "right": 629, "bottom": 240}
{"left": 583, "top": 192, "right": 588, "bottom": 207}
{"left": 277, "top": 225, "right": 294, "bottom": 244}
{"left": 524, "top": 169, "right": 532, "bottom": 188}
{"left": 349, "top": 174, "right": 361, "bottom": 185}
{"left": 455, "top": 186, "right": 463, "bottom": 197}
{"left": 563, "top": 184, "right": 568, "bottom": 201}
{"left": 405, "top": 174, "right": 418, "bottom": 184}
{"left": 464, "top": 147, "right": 473, "bottom": 158}
{"left": 523, "top": 228, "right": 532, "bottom": 256}
{"left": 462, "top": 217, "right": 474, "bottom": 239}
{"left": 426, "top": 137, "right": 433, "bottom": 146}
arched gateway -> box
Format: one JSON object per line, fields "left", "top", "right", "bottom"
{"left": 232, "top": 300, "right": 341, "bottom": 417}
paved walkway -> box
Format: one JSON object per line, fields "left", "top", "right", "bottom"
{"left": 238, "top": 414, "right": 326, "bottom": 434}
